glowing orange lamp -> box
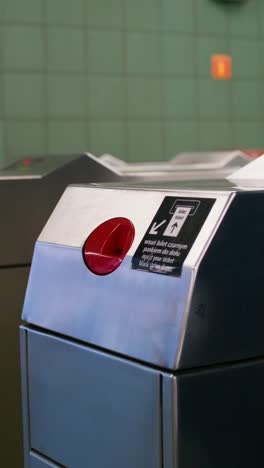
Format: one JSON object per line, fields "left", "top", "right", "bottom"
{"left": 211, "top": 54, "right": 232, "bottom": 80}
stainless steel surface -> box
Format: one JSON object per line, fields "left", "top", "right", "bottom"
{"left": 20, "top": 327, "right": 30, "bottom": 468}
{"left": 38, "top": 185, "right": 230, "bottom": 249}
{"left": 99, "top": 150, "right": 251, "bottom": 180}
{"left": 23, "top": 184, "right": 231, "bottom": 369}
{"left": 92, "top": 177, "right": 236, "bottom": 191}
{"left": 170, "top": 150, "right": 249, "bottom": 169}
{"left": 100, "top": 150, "right": 250, "bottom": 175}
{"left": 163, "top": 374, "right": 177, "bottom": 468}
{"left": 27, "top": 329, "right": 161, "bottom": 468}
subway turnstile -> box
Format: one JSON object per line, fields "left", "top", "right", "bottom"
{"left": 21, "top": 179, "right": 264, "bottom": 467}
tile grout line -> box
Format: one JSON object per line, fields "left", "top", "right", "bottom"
{"left": 192, "top": 0, "right": 201, "bottom": 151}
{"left": 83, "top": 0, "right": 91, "bottom": 154}
{"left": 122, "top": 0, "right": 130, "bottom": 162}
{"left": 226, "top": 5, "right": 234, "bottom": 148}
{"left": 159, "top": 0, "right": 167, "bottom": 161}
{"left": 42, "top": 0, "right": 49, "bottom": 155}
{"left": 0, "top": 24, "right": 9, "bottom": 162}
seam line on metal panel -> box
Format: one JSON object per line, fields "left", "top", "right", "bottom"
{"left": 160, "top": 374, "right": 164, "bottom": 468}
{"left": 25, "top": 330, "right": 32, "bottom": 451}
{"left": 0, "top": 263, "right": 31, "bottom": 270}
{"left": 32, "top": 450, "right": 66, "bottom": 467}
{"left": 172, "top": 377, "right": 177, "bottom": 468}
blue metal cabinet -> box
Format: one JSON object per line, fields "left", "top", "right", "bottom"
{"left": 26, "top": 329, "right": 162, "bottom": 468}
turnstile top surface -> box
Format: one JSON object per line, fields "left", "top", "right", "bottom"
{"left": 0, "top": 154, "right": 77, "bottom": 178}
{"left": 92, "top": 178, "right": 237, "bottom": 191}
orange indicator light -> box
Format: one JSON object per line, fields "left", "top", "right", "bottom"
{"left": 211, "top": 54, "right": 232, "bottom": 80}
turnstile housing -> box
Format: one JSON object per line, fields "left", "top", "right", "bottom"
{"left": 21, "top": 181, "right": 264, "bottom": 467}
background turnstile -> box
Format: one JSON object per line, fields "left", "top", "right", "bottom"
{"left": 0, "top": 153, "right": 121, "bottom": 468}
{"left": 99, "top": 149, "right": 258, "bottom": 180}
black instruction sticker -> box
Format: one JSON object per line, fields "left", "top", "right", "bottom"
{"left": 132, "top": 196, "right": 215, "bottom": 276}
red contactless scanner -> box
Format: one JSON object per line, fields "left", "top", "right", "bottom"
{"left": 83, "top": 217, "right": 135, "bottom": 276}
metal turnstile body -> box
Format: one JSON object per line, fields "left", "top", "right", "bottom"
{"left": 100, "top": 150, "right": 256, "bottom": 181}
{"left": 21, "top": 180, "right": 264, "bottom": 467}
{"left": 0, "top": 153, "right": 121, "bottom": 468}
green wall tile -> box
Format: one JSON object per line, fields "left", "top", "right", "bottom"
{"left": 162, "top": 78, "right": 196, "bottom": 118}
{"left": 88, "top": 30, "right": 124, "bottom": 74}
{"left": 199, "top": 79, "right": 230, "bottom": 120}
{"left": 3, "top": 26, "right": 43, "bottom": 71}
{"left": 47, "top": 28, "right": 84, "bottom": 72}
{"left": 46, "top": 0, "right": 83, "bottom": 26}
{"left": 2, "top": 0, "right": 42, "bottom": 23}
{"left": 126, "top": 33, "right": 161, "bottom": 74}
{"left": 161, "top": 33, "right": 195, "bottom": 76}
{"left": 47, "top": 75, "right": 86, "bottom": 118}
{"left": 0, "top": 75, "right": 3, "bottom": 119}
{"left": 228, "top": 0, "right": 258, "bottom": 38}
{"left": 161, "top": 0, "right": 194, "bottom": 33}
{"left": 0, "top": 121, "right": 4, "bottom": 160}
{"left": 260, "top": 2, "right": 264, "bottom": 39}
{"left": 197, "top": 36, "right": 228, "bottom": 77}
{"left": 197, "top": 0, "right": 228, "bottom": 35}
{"left": 89, "top": 121, "right": 125, "bottom": 158}
{"left": 4, "top": 74, "right": 44, "bottom": 118}
{"left": 48, "top": 121, "right": 87, "bottom": 153}
{"left": 230, "top": 39, "right": 261, "bottom": 78}
{"left": 87, "top": 0, "right": 124, "bottom": 28}
{"left": 260, "top": 40, "right": 264, "bottom": 75}
{"left": 232, "top": 122, "right": 264, "bottom": 147}
{"left": 127, "top": 122, "right": 163, "bottom": 161}
{"left": 6, "top": 121, "right": 46, "bottom": 157}
{"left": 199, "top": 122, "right": 232, "bottom": 150}
{"left": 232, "top": 81, "right": 263, "bottom": 120}
{"left": 0, "top": 0, "right": 263, "bottom": 164}
{"left": 127, "top": 78, "right": 161, "bottom": 118}
{"left": 165, "top": 121, "right": 198, "bottom": 158}
{"left": 125, "top": 0, "right": 160, "bottom": 31}
{"left": 89, "top": 76, "right": 125, "bottom": 117}
{"left": 162, "top": 34, "right": 194, "bottom": 76}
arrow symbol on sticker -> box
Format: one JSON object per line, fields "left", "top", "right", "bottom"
{"left": 149, "top": 219, "right": 167, "bottom": 235}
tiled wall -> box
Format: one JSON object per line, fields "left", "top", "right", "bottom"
{"left": 0, "top": 0, "right": 263, "bottom": 162}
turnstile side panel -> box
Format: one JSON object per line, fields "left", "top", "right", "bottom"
{"left": 163, "top": 374, "right": 177, "bottom": 468}
{"left": 21, "top": 327, "right": 30, "bottom": 468}
{"left": 177, "top": 360, "right": 264, "bottom": 468}
{"left": 0, "top": 267, "right": 30, "bottom": 468}
{"left": 30, "top": 452, "right": 59, "bottom": 467}
{"left": 0, "top": 179, "right": 42, "bottom": 265}
{"left": 23, "top": 243, "right": 191, "bottom": 369}
{"left": 27, "top": 329, "right": 162, "bottom": 468}
{"left": 180, "top": 192, "right": 264, "bottom": 368}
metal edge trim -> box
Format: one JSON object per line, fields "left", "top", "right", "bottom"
{"left": 85, "top": 152, "right": 123, "bottom": 177}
